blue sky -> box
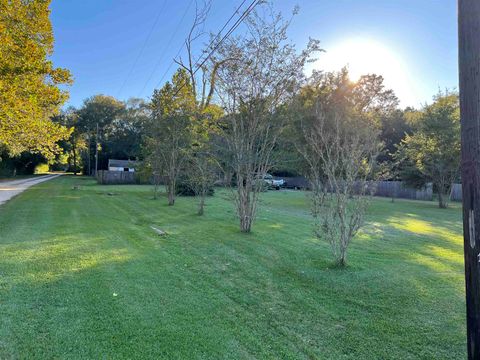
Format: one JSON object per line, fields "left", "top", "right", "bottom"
{"left": 50, "top": 0, "right": 458, "bottom": 109}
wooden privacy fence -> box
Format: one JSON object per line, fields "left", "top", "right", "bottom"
{"left": 96, "top": 171, "right": 462, "bottom": 202}
{"left": 97, "top": 170, "right": 137, "bottom": 184}
{"left": 279, "top": 177, "right": 436, "bottom": 201}
{"left": 450, "top": 183, "right": 462, "bottom": 202}
{"left": 372, "top": 181, "right": 434, "bottom": 201}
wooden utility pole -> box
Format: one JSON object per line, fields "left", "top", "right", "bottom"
{"left": 459, "top": 0, "right": 480, "bottom": 358}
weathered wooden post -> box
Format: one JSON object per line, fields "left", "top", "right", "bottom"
{"left": 459, "top": 0, "right": 480, "bottom": 358}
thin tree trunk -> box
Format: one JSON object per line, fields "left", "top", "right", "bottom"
{"left": 95, "top": 123, "right": 99, "bottom": 177}
{"left": 72, "top": 133, "right": 77, "bottom": 175}
{"left": 198, "top": 195, "right": 205, "bottom": 216}
{"left": 339, "top": 252, "right": 346, "bottom": 267}
{"left": 437, "top": 181, "right": 450, "bottom": 208}
{"left": 238, "top": 185, "right": 252, "bottom": 232}
{"left": 438, "top": 192, "right": 448, "bottom": 209}
{"left": 167, "top": 179, "right": 176, "bottom": 206}
{"left": 87, "top": 134, "right": 91, "bottom": 176}
{"left": 239, "top": 216, "right": 252, "bottom": 233}
{"left": 153, "top": 181, "right": 159, "bottom": 200}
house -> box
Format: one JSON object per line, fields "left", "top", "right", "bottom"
{"left": 108, "top": 159, "right": 137, "bottom": 172}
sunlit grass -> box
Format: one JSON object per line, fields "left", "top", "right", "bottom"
{"left": 0, "top": 176, "right": 466, "bottom": 358}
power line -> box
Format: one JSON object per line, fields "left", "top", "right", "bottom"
{"left": 152, "top": 42, "right": 187, "bottom": 95}
{"left": 153, "top": 0, "right": 249, "bottom": 91}
{"left": 192, "top": 0, "right": 258, "bottom": 78}
{"left": 117, "top": 0, "right": 168, "bottom": 98}
{"left": 170, "top": 0, "right": 259, "bottom": 98}
{"left": 138, "top": 0, "right": 195, "bottom": 97}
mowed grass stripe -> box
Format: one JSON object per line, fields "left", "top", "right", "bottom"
{"left": 0, "top": 176, "right": 466, "bottom": 358}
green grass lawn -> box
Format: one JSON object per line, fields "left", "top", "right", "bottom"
{"left": 0, "top": 176, "right": 466, "bottom": 359}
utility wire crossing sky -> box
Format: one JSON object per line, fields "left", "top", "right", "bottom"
{"left": 50, "top": 0, "right": 457, "bottom": 108}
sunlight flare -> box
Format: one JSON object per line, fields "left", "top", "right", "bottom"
{"left": 314, "top": 38, "right": 418, "bottom": 106}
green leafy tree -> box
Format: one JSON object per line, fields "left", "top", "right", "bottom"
{"left": 102, "top": 98, "right": 149, "bottom": 161}
{"left": 183, "top": 103, "right": 223, "bottom": 215}
{"left": 146, "top": 69, "right": 196, "bottom": 205}
{"left": 171, "top": 1, "right": 226, "bottom": 214}
{"left": 76, "top": 95, "right": 125, "bottom": 175}
{"left": 378, "top": 109, "right": 412, "bottom": 165}
{"left": 397, "top": 91, "right": 460, "bottom": 208}
{"left": 213, "top": 6, "right": 320, "bottom": 232}
{"left": 52, "top": 107, "right": 86, "bottom": 174}
{"left": 288, "top": 68, "right": 398, "bottom": 177}
{"left": 0, "top": 0, "right": 72, "bottom": 158}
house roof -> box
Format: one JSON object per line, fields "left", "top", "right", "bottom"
{"left": 108, "top": 159, "right": 137, "bottom": 168}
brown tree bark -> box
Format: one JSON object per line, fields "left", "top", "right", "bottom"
{"left": 198, "top": 195, "right": 205, "bottom": 216}
{"left": 167, "top": 179, "right": 176, "bottom": 206}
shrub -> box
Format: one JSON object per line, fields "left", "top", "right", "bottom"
{"left": 176, "top": 180, "right": 214, "bottom": 196}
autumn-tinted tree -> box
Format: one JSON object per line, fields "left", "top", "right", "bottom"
{"left": 0, "top": 0, "right": 72, "bottom": 158}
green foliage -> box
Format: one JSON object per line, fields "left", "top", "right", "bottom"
{"left": 51, "top": 108, "right": 87, "bottom": 174}
{"left": 175, "top": 178, "right": 214, "bottom": 196}
{"left": 212, "top": 6, "right": 321, "bottom": 232}
{"left": 289, "top": 69, "right": 395, "bottom": 179}
{"left": 0, "top": 149, "right": 46, "bottom": 176}
{"left": 397, "top": 91, "right": 460, "bottom": 208}
{"left": 0, "top": 0, "right": 72, "bottom": 158}
{"left": 34, "top": 163, "right": 50, "bottom": 174}
{"left": 145, "top": 68, "right": 196, "bottom": 205}
{"left": 75, "top": 95, "right": 148, "bottom": 174}
{"left": 77, "top": 95, "right": 125, "bottom": 133}
{"left": 378, "top": 109, "right": 412, "bottom": 165}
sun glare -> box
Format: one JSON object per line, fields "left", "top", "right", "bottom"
{"left": 313, "top": 38, "right": 417, "bottom": 106}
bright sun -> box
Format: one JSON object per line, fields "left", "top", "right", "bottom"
{"left": 313, "top": 38, "right": 417, "bottom": 106}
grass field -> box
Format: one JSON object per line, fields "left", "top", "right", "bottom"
{"left": 0, "top": 176, "right": 466, "bottom": 359}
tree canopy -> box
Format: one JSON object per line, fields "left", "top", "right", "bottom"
{"left": 0, "top": 0, "right": 72, "bottom": 158}
{"left": 397, "top": 91, "right": 460, "bottom": 208}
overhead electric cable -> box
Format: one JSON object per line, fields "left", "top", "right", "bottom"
{"left": 153, "top": 0, "right": 249, "bottom": 91}
{"left": 138, "top": 0, "right": 195, "bottom": 97}
{"left": 170, "top": 0, "right": 260, "bottom": 98}
{"left": 117, "top": 0, "right": 168, "bottom": 98}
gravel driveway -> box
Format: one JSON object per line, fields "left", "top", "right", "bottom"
{"left": 0, "top": 175, "right": 61, "bottom": 206}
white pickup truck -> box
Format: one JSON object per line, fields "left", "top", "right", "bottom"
{"left": 262, "top": 174, "right": 285, "bottom": 190}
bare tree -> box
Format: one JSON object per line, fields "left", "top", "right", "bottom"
{"left": 174, "top": 0, "right": 227, "bottom": 113}
{"left": 297, "top": 105, "right": 380, "bottom": 266}
{"left": 214, "top": 6, "right": 320, "bottom": 232}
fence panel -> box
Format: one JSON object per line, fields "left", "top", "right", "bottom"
{"left": 450, "top": 183, "right": 462, "bottom": 202}
{"left": 97, "top": 170, "right": 137, "bottom": 185}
